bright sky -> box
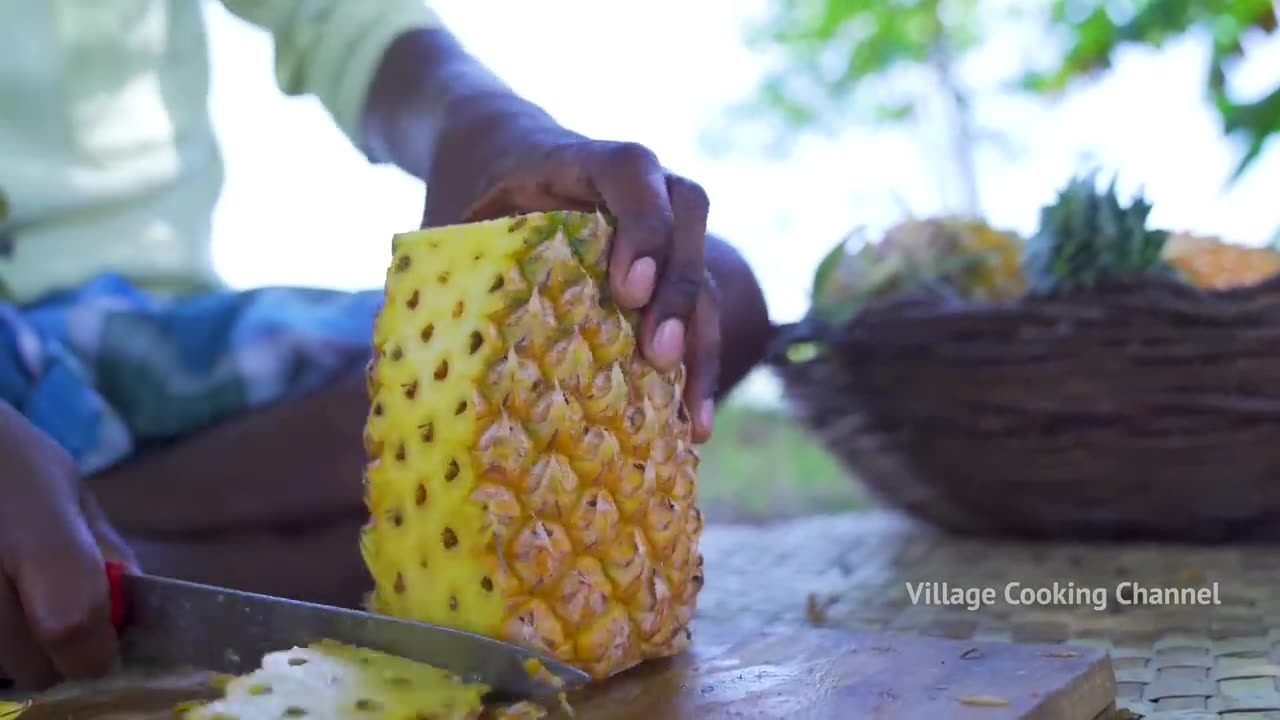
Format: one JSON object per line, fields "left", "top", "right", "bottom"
{"left": 204, "top": 0, "right": 1280, "bottom": 398}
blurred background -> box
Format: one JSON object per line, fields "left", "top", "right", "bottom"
{"left": 203, "top": 0, "right": 1279, "bottom": 522}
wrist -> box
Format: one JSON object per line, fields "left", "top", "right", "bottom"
{"left": 362, "top": 28, "right": 575, "bottom": 179}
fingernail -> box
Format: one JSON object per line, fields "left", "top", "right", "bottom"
{"left": 698, "top": 401, "right": 715, "bottom": 433}
{"left": 652, "top": 318, "right": 684, "bottom": 365}
{"left": 625, "top": 258, "right": 656, "bottom": 305}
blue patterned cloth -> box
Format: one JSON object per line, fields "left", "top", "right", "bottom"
{"left": 0, "top": 274, "right": 382, "bottom": 475}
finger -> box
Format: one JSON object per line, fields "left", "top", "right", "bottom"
{"left": 0, "top": 576, "right": 58, "bottom": 690}
{"left": 683, "top": 280, "right": 722, "bottom": 443}
{"left": 8, "top": 503, "right": 120, "bottom": 681}
{"left": 638, "top": 176, "right": 709, "bottom": 370}
{"left": 587, "top": 143, "right": 675, "bottom": 310}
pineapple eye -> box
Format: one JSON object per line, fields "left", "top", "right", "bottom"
{"left": 406, "top": 290, "right": 419, "bottom": 309}
{"left": 469, "top": 331, "right": 483, "bottom": 354}
{"left": 441, "top": 527, "right": 458, "bottom": 549}
{"left": 489, "top": 275, "right": 505, "bottom": 293}
{"left": 452, "top": 300, "right": 465, "bottom": 318}
{"left": 445, "top": 459, "right": 459, "bottom": 481}
{"left": 434, "top": 360, "right": 449, "bottom": 380}
{"left": 354, "top": 698, "right": 382, "bottom": 712}
{"left": 420, "top": 323, "right": 434, "bottom": 342}
{"left": 480, "top": 577, "right": 494, "bottom": 592}
{"left": 393, "top": 573, "right": 406, "bottom": 593}
{"left": 418, "top": 421, "right": 434, "bottom": 442}
{"left": 415, "top": 483, "right": 427, "bottom": 506}
{"left": 454, "top": 400, "right": 467, "bottom": 416}
{"left": 437, "top": 272, "right": 450, "bottom": 284}
{"left": 394, "top": 255, "right": 411, "bottom": 271}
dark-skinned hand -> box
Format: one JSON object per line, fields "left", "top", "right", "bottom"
{"left": 436, "top": 140, "right": 720, "bottom": 442}
{"left": 0, "top": 402, "right": 138, "bottom": 689}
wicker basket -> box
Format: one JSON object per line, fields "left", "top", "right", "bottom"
{"left": 767, "top": 274, "right": 1280, "bottom": 542}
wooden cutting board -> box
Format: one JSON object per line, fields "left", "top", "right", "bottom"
{"left": 6, "top": 619, "right": 1115, "bottom": 719}
{"left": 561, "top": 620, "right": 1116, "bottom": 719}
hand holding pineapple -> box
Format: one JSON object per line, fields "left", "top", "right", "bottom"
{"left": 429, "top": 138, "right": 722, "bottom": 443}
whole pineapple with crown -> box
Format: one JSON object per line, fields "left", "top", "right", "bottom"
{"left": 360, "top": 210, "right": 702, "bottom": 681}
{"left": 1022, "top": 174, "right": 1178, "bottom": 294}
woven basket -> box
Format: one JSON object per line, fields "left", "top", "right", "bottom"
{"left": 767, "top": 274, "right": 1280, "bottom": 542}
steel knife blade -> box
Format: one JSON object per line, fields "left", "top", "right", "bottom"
{"left": 108, "top": 563, "right": 589, "bottom": 700}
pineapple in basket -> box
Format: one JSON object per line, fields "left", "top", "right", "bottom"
{"left": 1022, "top": 174, "right": 1178, "bottom": 294}
{"left": 1022, "top": 172, "right": 1280, "bottom": 294}
{"left": 1161, "top": 231, "right": 1280, "bottom": 290}
{"left": 810, "top": 216, "right": 1026, "bottom": 324}
{"left": 360, "top": 210, "right": 702, "bottom": 682}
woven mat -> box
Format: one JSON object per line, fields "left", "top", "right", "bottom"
{"left": 695, "top": 511, "right": 1280, "bottom": 720}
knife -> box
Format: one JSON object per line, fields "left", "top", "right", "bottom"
{"left": 103, "top": 561, "right": 589, "bottom": 700}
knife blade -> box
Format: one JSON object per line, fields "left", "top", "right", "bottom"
{"left": 104, "top": 561, "right": 589, "bottom": 700}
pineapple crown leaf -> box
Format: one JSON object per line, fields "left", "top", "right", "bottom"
{"left": 1023, "top": 171, "right": 1174, "bottom": 295}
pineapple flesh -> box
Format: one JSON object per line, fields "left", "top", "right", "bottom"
{"left": 182, "top": 641, "right": 488, "bottom": 720}
{"left": 361, "top": 210, "right": 703, "bottom": 680}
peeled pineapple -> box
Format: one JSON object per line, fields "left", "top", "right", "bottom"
{"left": 361, "top": 211, "right": 703, "bottom": 680}
{"left": 1162, "top": 232, "right": 1280, "bottom": 290}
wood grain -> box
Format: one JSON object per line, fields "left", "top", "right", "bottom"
{"left": 6, "top": 619, "right": 1115, "bottom": 719}
{"left": 559, "top": 620, "right": 1116, "bottom": 719}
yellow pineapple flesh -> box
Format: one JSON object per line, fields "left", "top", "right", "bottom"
{"left": 1162, "top": 231, "right": 1280, "bottom": 290}
{"left": 181, "top": 641, "right": 488, "bottom": 720}
{"left": 361, "top": 210, "right": 703, "bottom": 680}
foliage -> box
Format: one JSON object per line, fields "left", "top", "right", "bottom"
{"left": 730, "top": 0, "right": 985, "bottom": 133}
{"left": 727, "top": 0, "right": 1279, "bottom": 180}
{"left": 1021, "top": 0, "right": 1278, "bottom": 180}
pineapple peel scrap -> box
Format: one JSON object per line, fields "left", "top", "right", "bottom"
{"left": 180, "top": 640, "right": 489, "bottom": 720}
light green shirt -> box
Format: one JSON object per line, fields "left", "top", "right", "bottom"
{"left": 0, "top": 0, "right": 439, "bottom": 304}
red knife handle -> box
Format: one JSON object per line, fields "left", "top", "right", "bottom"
{"left": 104, "top": 559, "right": 128, "bottom": 628}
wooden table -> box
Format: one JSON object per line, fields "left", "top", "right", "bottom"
{"left": 13, "top": 508, "right": 1278, "bottom": 718}
{"left": 695, "top": 511, "right": 1280, "bottom": 719}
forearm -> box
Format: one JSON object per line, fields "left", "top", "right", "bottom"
{"left": 361, "top": 28, "right": 581, "bottom": 221}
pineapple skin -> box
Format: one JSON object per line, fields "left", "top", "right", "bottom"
{"left": 361, "top": 210, "right": 704, "bottom": 680}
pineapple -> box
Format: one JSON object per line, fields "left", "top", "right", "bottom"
{"left": 360, "top": 210, "right": 703, "bottom": 681}
{"left": 809, "top": 216, "right": 1025, "bottom": 324}
{"left": 182, "top": 641, "right": 488, "bottom": 720}
{"left": 878, "top": 217, "right": 1026, "bottom": 300}
{"left": 1022, "top": 174, "right": 1176, "bottom": 294}
{"left": 1161, "top": 231, "right": 1280, "bottom": 290}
